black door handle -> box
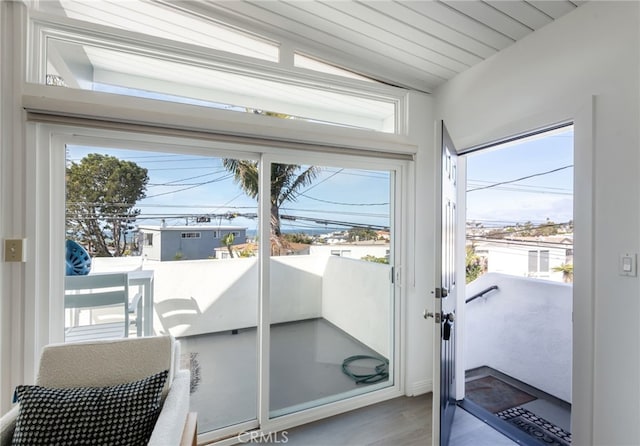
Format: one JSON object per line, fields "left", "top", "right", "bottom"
{"left": 442, "top": 312, "right": 455, "bottom": 341}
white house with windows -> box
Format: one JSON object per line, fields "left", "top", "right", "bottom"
{"left": 472, "top": 236, "right": 573, "bottom": 282}
{"left": 139, "top": 225, "right": 246, "bottom": 261}
{"left": 309, "top": 242, "right": 390, "bottom": 262}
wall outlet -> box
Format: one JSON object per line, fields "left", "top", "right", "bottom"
{"left": 4, "top": 239, "right": 26, "bottom": 262}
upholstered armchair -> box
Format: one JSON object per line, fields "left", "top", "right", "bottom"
{"left": 0, "top": 336, "right": 196, "bottom": 446}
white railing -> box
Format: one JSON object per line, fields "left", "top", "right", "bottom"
{"left": 465, "top": 272, "right": 572, "bottom": 403}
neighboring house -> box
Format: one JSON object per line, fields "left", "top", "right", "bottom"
{"left": 139, "top": 225, "right": 246, "bottom": 261}
{"left": 317, "top": 231, "right": 349, "bottom": 245}
{"left": 471, "top": 236, "right": 573, "bottom": 282}
{"left": 213, "top": 240, "right": 310, "bottom": 258}
{"left": 309, "top": 241, "right": 390, "bottom": 261}
{"left": 215, "top": 239, "right": 389, "bottom": 260}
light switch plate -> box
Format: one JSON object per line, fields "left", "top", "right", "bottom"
{"left": 619, "top": 253, "right": 637, "bottom": 277}
{"left": 4, "top": 239, "right": 26, "bottom": 262}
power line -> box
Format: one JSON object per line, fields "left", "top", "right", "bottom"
{"left": 299, "top": 194, "right": 388, "bottom": 206}
{"left": 467, "top": 236, "right": 573, "bottom": 249}
{"left": 148, "top": 169, "right": 228, "bottom": 186}
{"left": 67, "top": 210, "right": 389, "bottom": 231}
{"left": 466, "top": 221, "right": 573, "bottom": 238}
{"left": 144, "top": 173, "right": 234, "bottom": 198}
{"left": 299, "top": 168, "right": 343, "bottom": 194}
{"left": 467, "top": 165, "right": 573, "bottom": 193}
{"left": 468, "top": 180, "right": 571, "bottom": 192}
{"left": 467, "top": 181, "right": 572, "bottom": 196}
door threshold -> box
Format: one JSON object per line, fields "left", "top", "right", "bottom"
{"left": 457, "top": 399, "right": 542, "bottom": 446}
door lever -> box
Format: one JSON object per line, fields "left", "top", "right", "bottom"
{"left": 442, "top": 312, "right": 455, "bottom": 341}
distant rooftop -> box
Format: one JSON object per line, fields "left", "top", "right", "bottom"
{"left": 139, "top": 225, "right": 247, "bottom": 231}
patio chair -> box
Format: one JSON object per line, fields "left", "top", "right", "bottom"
{"left": 0, "top": 336, "right": 196, "bottom": 446}
{"left": 64, "top": 272, "right": 142, "bottom": 342}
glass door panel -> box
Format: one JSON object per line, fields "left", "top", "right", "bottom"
{"left": 64, "top": 145, "right": 259, "bottom": 434}
{"left": 267, "top": 163, "right": 394, "bottom": 417}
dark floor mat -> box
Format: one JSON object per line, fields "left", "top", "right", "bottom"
{"left": 465, "top": 375, "right": 537, "bottom": 413}
{"left": 497, "top": 406, "right": 572, "bottom": 446}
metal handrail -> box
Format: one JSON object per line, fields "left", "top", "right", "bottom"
{"left": 465, "top": 285, "right": 498, "bottom": 304}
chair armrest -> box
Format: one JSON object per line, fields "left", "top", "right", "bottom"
{"left": 180, "top": 412, "right": 198, "bottom": 446}
{"left": 0, "top": 405, "right": 19, "bottom": 446}
{"left": 148, "top": 369, "right": 191, "bottom": 446}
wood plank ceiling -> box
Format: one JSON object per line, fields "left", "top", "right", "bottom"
{"left": 168, "top": 0, "right": 584, "bottom": 92}
{"left": 41, "top": 0, "right": 584, "bottom": 93}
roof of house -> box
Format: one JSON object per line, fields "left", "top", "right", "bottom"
{"left": 139, "top": 225, "right": 247, "bottom": 231}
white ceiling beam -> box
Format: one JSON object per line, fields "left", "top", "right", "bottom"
{"left": 367, "top": 1, "right": 497, "bottom": 59}
{"left": 485, "top": 0, "right": 553, "bottom": 30}
{"left": 441, "top": 0, "right": 534, "bottom": 40}
{"left": 526, "top": 1, "right": 577, "bottom": 20}
{"left": 403, "top": 1, "right": 514, "bottom": 51}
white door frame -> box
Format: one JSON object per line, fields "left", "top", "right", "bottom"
{"left": 434, "top": 98, "right": 595, "bottom": 445}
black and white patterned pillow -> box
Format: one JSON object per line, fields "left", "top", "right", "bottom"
{"left": 12, "top": 369, "right": 169, "bottom": 446}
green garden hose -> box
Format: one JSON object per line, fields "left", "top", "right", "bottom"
{"left": 341, "top": 355, "right": 389, "bottom": 384}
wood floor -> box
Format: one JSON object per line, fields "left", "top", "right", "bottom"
{"left": 280, "top": 393, "right": 432, "bottom": 446}
{"left": 252, "top": 393, "right": 517, "bottom": 446}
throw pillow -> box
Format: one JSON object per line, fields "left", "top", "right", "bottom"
{"left": 12, "top": 369, "right": 169, "bottom": 446}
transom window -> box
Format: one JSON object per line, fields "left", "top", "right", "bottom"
{"left": 31, "top": 8, "right": 402, "bottom": 134}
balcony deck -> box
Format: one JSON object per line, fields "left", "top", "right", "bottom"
{"left": 178, "top": 318, "right": 390, "bottom": 434}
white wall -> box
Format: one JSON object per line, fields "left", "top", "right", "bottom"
{"left": 309, "top": 244, "right": 389, "bottom": 260}
{"left": 465, "top": 273, "right": 572, "bottom": 402}
{"left": 435, "top": 2, "right": 640, "bottom": 444}
{"left": 406, "top": 90, "right": 435, "bottom": 396}
{"left": 477, "top": 243, "right": 568, "bottom": 282}
{"left": 144, "top": 257, "right": 324, "bottom": 337}
{"left": 91, "top": 256, "right": 143, "bottom": 272}
{"left": 90, "top": 255, "right": 395, "bottom": 364}
{"left": 322, "top": 256, "right": 392, "bottom": 358}
{"left": 141, "top": 255, "right": 393, "bottom": 359}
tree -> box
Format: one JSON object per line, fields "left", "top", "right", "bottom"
{"left": 66, "top": 154, "right": 148, "bottom": 257}
{"left": 466, "top": 245, "right": 485, "bottom": 283}
{"left": 361, "top": 255, "right": 388, "bottom": 264}
{"left": 283, "top": 232, "right": 313, "bottom": 244}
{"left": 222, "top": 160, "right": 319, "bottom": 239}
{"left": 348, "top": 228, "right": 378, "bottom": 242}
{"left": 221, "top": 232, "right": 235, "bottom": 258}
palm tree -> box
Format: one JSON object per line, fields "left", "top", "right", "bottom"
{"left": 222, "top": 160, "right": 319, "bottom": 238}
{"left": 552, "top": 263, "right": 573, "bottom": 283}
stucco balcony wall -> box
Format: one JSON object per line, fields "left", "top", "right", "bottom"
{"left": 465, "top": 272, "right": 572, "bottom": 403}
{"left": 94, "top": 255, "right": 392, "bottom": 357}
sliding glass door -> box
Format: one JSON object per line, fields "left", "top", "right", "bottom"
{"left": 64, "top": 142, "right": 260, "bottom": 437}
{"left": 267, "top": 161, "right": 395, "bottom": 417}
{"left": 52, "top": 128, "right": 403, "bottom": 442}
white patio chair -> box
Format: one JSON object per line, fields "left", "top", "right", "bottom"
{"left": 64, "top": 272, "right": 142, "bottom": 342}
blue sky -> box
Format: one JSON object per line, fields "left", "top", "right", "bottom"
{"left": 67, "top": 146, "right": 391, "bottom": 235}
{"left": 465, "top": 127, "right": 573, "bottom": 228}
{"left": 67, "top": 126, "right": 572, "bottom": 235}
